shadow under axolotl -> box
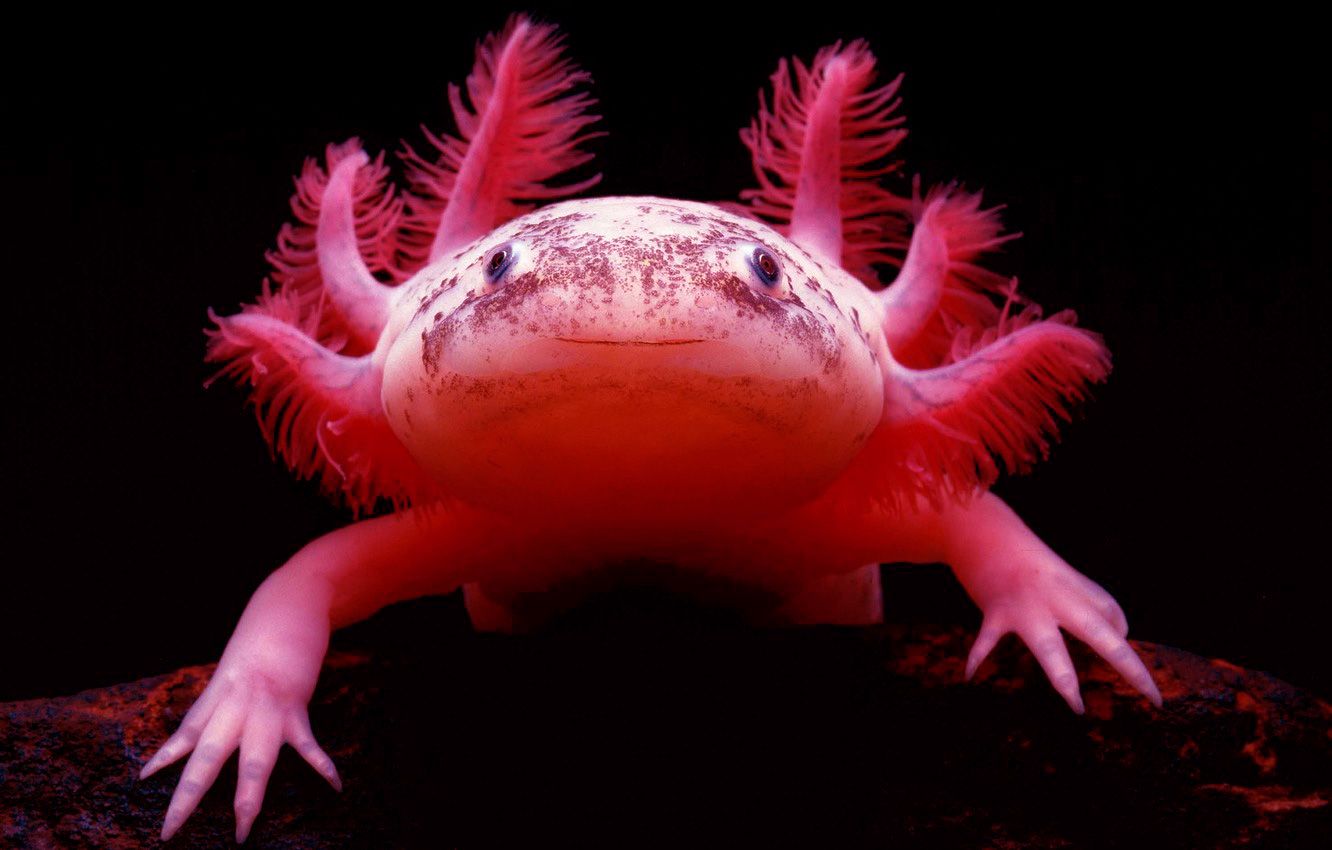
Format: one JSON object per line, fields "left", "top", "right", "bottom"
{"left": 344, "top": 591, "right": 1331, "bottom": 849}
{"left": 4, "top": 589, "right": 1330, "bottom": 848}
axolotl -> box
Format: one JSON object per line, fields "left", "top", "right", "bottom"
{"left": 139, "top": 16, "right": 1162, "bottom": 843}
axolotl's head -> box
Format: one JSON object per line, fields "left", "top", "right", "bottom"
{"left": 381, "top": 197, "right": 885, "bottom": 519}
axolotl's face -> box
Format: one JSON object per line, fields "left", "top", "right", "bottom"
{"left": 382, "top": 197, "right": 884, "bottom": 521}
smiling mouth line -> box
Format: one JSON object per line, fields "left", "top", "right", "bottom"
{"left": 553, "top": 338, "right": 707, "bottom": 346}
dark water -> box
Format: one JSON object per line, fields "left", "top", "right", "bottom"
{"left": 1, "top": 9, "right": 1326, "bottom": 702}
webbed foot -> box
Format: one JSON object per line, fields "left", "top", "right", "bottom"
{"left": 964, "top": 555, "right": 1161, "bottom": 713}
{"left": 139, "top": 578, "right": 337, "bottom": 843}
{"left": 140, "top": 668, "right": 340, "bottom": 842}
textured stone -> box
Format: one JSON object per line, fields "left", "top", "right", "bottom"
{"left": 3, "top": 610, "right": 1329, "bottom": 848}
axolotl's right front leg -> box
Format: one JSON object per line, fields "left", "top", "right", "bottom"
{"left": 139, "top": 506, "right": 511, "bottom": 843}
{"left": 775, "top": 491, "right": 1162, "bottom": 714}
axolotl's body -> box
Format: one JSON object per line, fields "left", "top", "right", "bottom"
{"left": 140, "top": 17, "right": 1162, "bottom": 842}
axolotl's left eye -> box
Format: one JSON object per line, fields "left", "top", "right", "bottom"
{"left": 731, "top": 243, "right": 790, "bottom": 298}
{"left": 484, "top": 241, "right": 519, "bottom": 285}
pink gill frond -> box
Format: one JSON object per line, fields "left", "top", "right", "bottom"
{"left": 854, "top": 317, "right": 1111, "bottom": 513}
{"left": 397, "top": 15, "right": 603, "bottom": 272}
{"left": 205, "top": 284, "right": 440, "bottom": 516}
{"left": 884, "top": 182, "right": 1027, "bottom": 368}
{"left": 263, "top": 139, "right": 404, "bottom": 354}
{"left": 739, "top": 40, "right": 911, "bottom": 284}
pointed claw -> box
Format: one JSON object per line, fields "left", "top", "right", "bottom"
{"left": 161, "top": 807, "right": 186, "bottom": 842}
{"left": 1018, "top": 624, "right": 1084, "bottom": 714}
{"left": 1065, "top": 618, "right": 1163, "bottom": 708}
{"left": 965, "top": 617, "right": 1006, "bottom": 680}
{"left": 235, "top": 813, "right": 254, "bottom": 844}
{"left": 140, "top": 746, "right": 174, "bottom": 780}
{"left": 234, "top": 700, "right": 285, "bottom": 845}
{"left": 142, "top": 730, "right": 199, "bottom": 780}
{"left": 234, "top": 790, "right": 264, "bottom": 843}
{"left": 161, "top": 703, "right": 245, "bottom": 841}
{"left": 287, "top": 711, "right": 342, "bottom": 791}
{"left": 143, "top": 684, "right": 226, "bottom": 779}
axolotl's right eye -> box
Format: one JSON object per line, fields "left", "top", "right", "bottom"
{"left": 750, "top": 247, "right": 781, "bottom": 286}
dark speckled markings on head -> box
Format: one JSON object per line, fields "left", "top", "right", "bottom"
{"left": 411, "top": 274, "right": 461, "bottom": 323}
{"left": 410, "top": 198, "right": 856, "bottom": 383}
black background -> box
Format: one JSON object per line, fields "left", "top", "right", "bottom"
{"left": 2, "top": 9, "right": 1326, "bottom": 702}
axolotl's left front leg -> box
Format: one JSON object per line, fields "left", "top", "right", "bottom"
{"left": 802, "top": 492, "right": 1162, "bottom": 713}
{"left": 934, "top": 493, "right": 1162, "bottom": 712}
{"left": 138, "top": 505, "right": 513, "bottom": 842}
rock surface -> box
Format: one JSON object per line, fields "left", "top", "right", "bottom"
{"left": 3, "top": 604, "right": 1330, "bottom": 848}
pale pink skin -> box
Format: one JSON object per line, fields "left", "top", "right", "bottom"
{"left": 139, "top": 19, "right": 1162, "bottom": 844}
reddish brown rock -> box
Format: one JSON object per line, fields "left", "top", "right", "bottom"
{"left": 2, "top": 611, "right": 1329, "bottom": 848}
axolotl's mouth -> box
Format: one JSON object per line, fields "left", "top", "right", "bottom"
{"left": 520, "top": 336, "right": 729, "bottom": 373}
{"left": 552, "top": 338, "right": 708, "bottom": 346}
